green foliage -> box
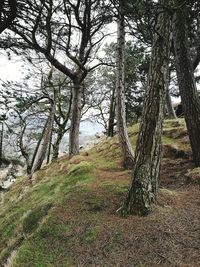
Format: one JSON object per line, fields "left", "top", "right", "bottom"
{"left": 101, "top": 41, "right": 149, "bottom": 124}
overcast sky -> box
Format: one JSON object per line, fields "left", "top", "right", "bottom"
{"left": 0, "top": 54, "right": 24, "bottom": 81}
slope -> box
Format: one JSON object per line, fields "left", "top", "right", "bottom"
{"left": 0, "top": 119, "right": 199, "bottom": 267}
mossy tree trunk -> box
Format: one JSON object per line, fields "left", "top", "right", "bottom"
{"left": 116, "top": 0, "right": 134, "bottom": 169}
{"left": 173, "top": 5, "right": 200, "bottom": 167}
{"left": 122, "top": 0, "right": 172, "bottom": 215}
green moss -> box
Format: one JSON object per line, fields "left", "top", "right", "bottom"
{"left": 86, "top": 195, "right": 105, "bottom": 212}
{"left": 23, "top": 203, "right": 52, "bottom": 234}
{"left": 68, "top": 161, "right": 94, "bottom": 176}
{"left": 13, "top": 219, "right": 74, "bottom": 267}
{"left": 82, "top": 227, "right": 99, "bottom": 244}
{"left": 39, "top": 222, "right": 71, "bottom": 239}
{"left": 163, "top": 118, "right": 185, "bottom": 128}
{"left": 162, "top": 136, "right": 174, "bottom": 145}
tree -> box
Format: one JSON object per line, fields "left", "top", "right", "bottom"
{"left": 52, "top": 76, "right": 72, "bottom": 161}
{"left": 3, "top": 0, "right": 111, "bottom": 156}
{"left": 91, "top": 41, "right": 148, "bottom": 137}
{"left": 122, "top": 0, "right": 172, "bottom": 215}
{"left": 165, "top": 68, "right": 177, "bottom": 119}
{"left": 30, "top": 99, "right": 55, "bottom": 177}
{"left": 173, "top": 2, "right": 200, "bottom": 167}
{"left": 116, "top": 0, "right": 134, "bottom": 168}
{"left": 0, "top": 115, "right": 6, "bottom": 165}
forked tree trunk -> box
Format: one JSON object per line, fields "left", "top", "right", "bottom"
{"left": 52, "top": 87, "right": 72, "bottom": 160}
{"left": 68, "top": 81, "right": 82, "bottom": 156}
{"left": 173, "top": 6, "right": 200, "bottom": 167}
{"left": 116, "top": 0, "right": 134, "bottom": 168}
{"left": 122, "top": 0, "right": 172, "bottom": 215}
{"left": 30, "top": 103, "right": 55, "bottom": 177}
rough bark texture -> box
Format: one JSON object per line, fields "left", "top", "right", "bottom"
{"left": 116, "top": 0, "right": 134, "bottom": 169}
{"left": 68, "top": 82, "right": 82, "bottom": 156}
{"left": 30, "top": 103, "right": 55, "bottom": 177}
{"left": 122, "top": 0, "right": 172, "bottom": 215}
{"left": 173, "top": 6, "right": 200, "bottom": 167}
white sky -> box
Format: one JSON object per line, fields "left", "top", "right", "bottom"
{"left": 0, "top": 55, "right": 24, "bottom": 81}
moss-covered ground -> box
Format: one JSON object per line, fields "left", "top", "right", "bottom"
{"left": 0, "top": 119, "right": 199, "bottom": 267}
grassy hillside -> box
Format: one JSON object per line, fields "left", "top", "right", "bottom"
{"left": 0, "top": 119, "right": 200, "bottom": 267}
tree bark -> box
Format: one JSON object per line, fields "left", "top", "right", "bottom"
{"left": 116, "top": 0, "right": 134, "bottom": 169}
{"left": 107, "top": 86, "right": 116, "bottom": 137}
{"left": 30, "top": 102, "right": 55, "bottom": 177}
{"left": 166, "top": 90, "right": 177, "bottom": 119}
{"left": 52, "top": 126, "right": 65, "bottom": 160}
{"left": 122, "top": 0, "right": 172, "bottom": 215}
{"left": 46, "top": 126, "right": 53, "bottom": 164}
{"left": 173, "top": 5, "right": 200, "bottom": 167}
{"left": 0, "top": 123, "right": 4, "bottom": 165}
{"left": 68, "top": 81, "right": 82, "bottom": 156}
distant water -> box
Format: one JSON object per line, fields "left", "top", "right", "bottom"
{"left": 59, "top": 120, "right": 105, "bottom": 152}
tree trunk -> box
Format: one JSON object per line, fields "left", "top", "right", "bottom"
{"left": 116, "top": 0, "right": 134, "bottom": 169}
{"left": 19, "top": 124, "right": 31, "bottom": 174}
{"left": 166, "top": 90, "right": 177, "bottom": 119}
{"left": 46, "top": 126, "right": 53, "bottom": 164}
{"left": 68, "top": 82, "right": 82, "bottom": 156}
{"left": 122, "top": 0, "right": 172, "bottom": 215}
{"left": 107, "top": 86, "right": 116, "bottom": 137}
{"left": 52, "top": 126, "right": 65, "bottom": 160}
{"left": 173, "top": 6, "right": 200, "bottom": 167}
{"left": 0, "top": 123, "right": 3, "bottom": 165}
{"left": 30, "top": 103, "right": 55, "bottom": 177}
{"left": 165, "top": 67, "right": 176, "bottom": 119}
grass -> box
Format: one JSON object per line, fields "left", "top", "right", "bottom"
{"left": 0, "top": 118, "right": 200, "bottom": 267}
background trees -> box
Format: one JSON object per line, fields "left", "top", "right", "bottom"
{"left": 0, "top": 0, "right": 200, "bottom": 214}
{"left": 3, "top": 0, "right": 111, "bottom": 156}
